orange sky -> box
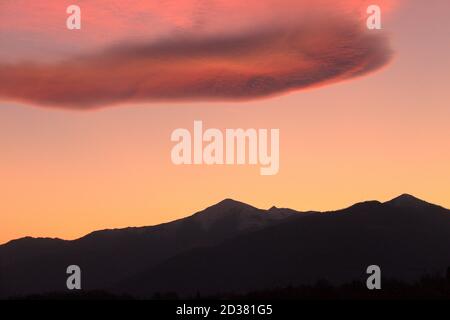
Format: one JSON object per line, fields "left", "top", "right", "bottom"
{"left": 1, "top": 0, "right": 449, "bottom": 244}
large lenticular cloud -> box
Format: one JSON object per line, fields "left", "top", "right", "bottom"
{"left": 0, "top": 0, "right": 396, "bottom": 109}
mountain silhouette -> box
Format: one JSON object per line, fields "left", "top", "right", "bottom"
{"left": 1, "top": 194, "right": 449, "bottom": 298}
{"left": 0, "top": 198, "right": 298, "bottom": 297}
{"left": 384, "top": 193, "right": 438, "bottom": 209}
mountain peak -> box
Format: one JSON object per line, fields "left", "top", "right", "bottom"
{"left": 189, "top": 198, "right": 291, "bottom": 232}
{"left": 384, "top": 194, "right": 432, "bottom": 209}
{"left": 211, "top": 198, "right": 256, "bottom": 210}
{"left": 190, "top": 198, "right": 258, "bottom": 222}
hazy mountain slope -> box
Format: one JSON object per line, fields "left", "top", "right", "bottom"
{"left": 118, "top": 195, "right": 450, "bottom": 296}
{"left": 2, "top": 194, "right": 449, "bottom": 298}
{"left": 0, "top": 199, "right": 296, "bottom": 297}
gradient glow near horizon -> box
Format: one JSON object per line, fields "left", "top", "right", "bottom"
{"left": 0, "top": 0, "right": 449, "bottom": 243}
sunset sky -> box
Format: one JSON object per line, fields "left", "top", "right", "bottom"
{"left": 1, "top": 0, "right": 449, "bottom": 244}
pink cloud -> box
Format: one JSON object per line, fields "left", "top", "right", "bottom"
{"left": 0, "top": 0, "right": 396, "bottom": 109}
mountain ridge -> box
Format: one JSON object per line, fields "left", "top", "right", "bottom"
{"left": 1, "top": 194, "right": 449, "bottom": 298}
{"left": 117, "top": 194, "right": 450, "bottom": 296}
{"left": 3, "top": 194, "right": 441, "bottom": 246}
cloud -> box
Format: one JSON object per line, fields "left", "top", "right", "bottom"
{"left": 0, "top": 0, "right": 394, "bottom": 109}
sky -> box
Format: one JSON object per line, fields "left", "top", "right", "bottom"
{"left": 0, "top": 0, "right": 449, "bottom": 244}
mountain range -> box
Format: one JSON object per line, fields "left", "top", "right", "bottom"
{"left": 1, "top": 194, "right": 449, "bottom": 298}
